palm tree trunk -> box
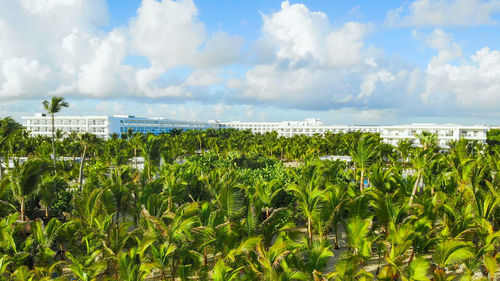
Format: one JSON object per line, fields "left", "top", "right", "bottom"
{"left": 51, "top": 114, "right": 57, "bottom": 175}
{"left": 171, "top": 259, "right": 176, "bottom": 281}
{"left": 0, "top": 154, "right": 3, "bottom": 179}
{"left": 203, "top": 248, "right": 208, "bottom": 267}
{"left": 409, "top": 170, "right": 420, "bottom": 205}
{"left": 78, "top": 145, "right": 87, "bottom": 192}
{"left": 147, "top": 158, "right": 152, "bottom": 181}
{"left": 360, "top": 169, "right": 364, "bottom": 192}
{"left": 307, "top": 217, "right": 313, "bottom": 243}
{"left": 334, "top": 225, "right": 340, "bottom": 249}
{"left": 20, "top": 197, "right": 25, "bottom": 222}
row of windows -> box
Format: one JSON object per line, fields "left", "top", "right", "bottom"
{"left": 27, "top": 119, "right": 106, "bottom": 125}
{"left": 120, "top": 126, "right": 204, "bottom": 134}
{"left": 29, "top": 127, "right": 106, "bottom": 133}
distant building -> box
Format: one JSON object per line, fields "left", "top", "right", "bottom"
{"left": 220, "top": 118, "right": 379, "bottom": 137}
{"left": 380, "top": 124, "right": 488, "bottom": 147}
{"left": 22, "top": 114, "right": 490, "bottom": 147}
{"left": 22, "top": 113, "right": 219, "bottom": 139}
{"left": 221, "top": 119, "right": 489, "bottom": 148}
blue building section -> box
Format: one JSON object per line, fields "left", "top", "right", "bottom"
{"left": 108, "top": 115, "right": 219, "bottom": 136}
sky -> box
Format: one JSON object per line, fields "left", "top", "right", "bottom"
{"left": 1, "top": 0, "right": 500, "bottom": 125}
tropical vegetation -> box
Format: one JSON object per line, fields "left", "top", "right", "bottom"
{"left": 0, "top": 107, "right": 498, "bottom": 280}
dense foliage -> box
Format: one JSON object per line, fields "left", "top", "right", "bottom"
{"left": 0, "top": 116, "right": 498, "bottom": 280}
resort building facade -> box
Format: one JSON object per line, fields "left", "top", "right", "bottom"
{"left": 221, "top": 119, "right": 489, "bottom": 148}
{"left": 22, "top": 114, "right": 489, "bottom": 147}
{"left": 22, "top": 113, "right": 218, "bottom": 139}
{"left": 380, "top": 124, "right": 488, "bottom": 147}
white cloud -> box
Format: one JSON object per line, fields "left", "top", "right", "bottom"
{"left": 76, "top": 31, "right": 134, "bottom": 97}
{"left": 129, "top": 0, "right": 243, "bottom": 69}
{"left": 418, "top": 29, "right": 463, "bottom": 65}
{"left": 424, "top": 47, "right": 500, "bottom": 109}
{"left": 386, "top": 0, "right": 500, "bottom": 27}
{"left": 358, "top": 70, "right": 395, "bottom": 99}
{"left": 228, "top": 1, "right": 398, "bottom": 111}
{"left": 260, "top": 1, "right": 369, "bottom": 67}
{"left": 0, "top": 57, "right": 54, "bottom": 98}
{"left": 261, "top": 1, "right": 330, "bottom": 64}
{"left": 197, "top": 32, "right": 245, "bottom": 67}
{"left": 129, "top": 0, "right": 204, "bottom": 69}
{"left": 326, "top": 22, "right": 368, "bottom": 67}
{"left": 0, "top": 0, "right": 237, "bottom": 102}
{"left": 185, "top": 70, "right": 221, "bottom": 86}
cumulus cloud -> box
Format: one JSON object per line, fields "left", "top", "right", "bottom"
{"left": 1, "top": 0, "right": 499, "bottom": 123}
{"left": 129, "top": 0, "right": 204, "bottom": 68}
{"left": 358, "top": 70, "right": 395, "bottom": 99}
{"left": 424, "top": 47, "right": 500, "bottom": 110}
{"left": 0, "top": 0, "right": 240, "bottom": 101}
{"left": 385, "top": 0, "right": 500, "bottom": 27}
{"left": 260, "top": 1, "right": 369, "bottom": 67}
{"left": 129, "top": 0, "right": 243, "bottom": 69}
{"left": 228, "top": 1, "right": 406, "bottom": 112}
{"left": 414, "top": 29, "right": 463, "bottom": 65}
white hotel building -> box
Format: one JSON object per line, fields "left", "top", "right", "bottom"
{"left": 22, "top": 114, "right": 489, "bottom": 147}
{"left": 22, "top": 113, "right": 218, "bottom": 139}
{"left": 221, "top": 118, "right": 489, "bottom": 148}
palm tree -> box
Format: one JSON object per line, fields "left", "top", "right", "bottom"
{"left": 0, "top": 159, "right": 47, "bottom": 221}
{"left": 346, "top": 134, "right": 379, "bottom": 192}
{"left": 137, "top": 134, "right": 162, "bottom": 180}
{"left": 78, "top": 133, "right": 98, "bottom": 191}
{"left": 297, "top": 236, "right": 333, "bottom": 278}
{"left": 66, "top": 250, "right": 107, "bottom": 281}
{"left": 322, "top": 183, "right": 347, "bottom": 249}
{"left": 409, "top": 147, "right": 428, "bottom": 205}
{"left": 210, "top": 259, "right": 243, "bottom": 281}
{"left": 432, "top": 239, "right": 474, "bottom": 279}
{"left": 141, "top": 203, "right": 201, "bottom": 281}
{"left": 250, "top": 238, "right": 308, "bottom": 281}
{"left": 29, "top": 218, "right": 65, "bottom": 267}
{"left": 345, "top": 216, "right": 373, "bottom": 262}
{"left": 0, "top": 117, "right": 21, "bottom": 178}
{"left": 287, "top": 169, "right": 325, "bottom": 243}
{"left": 118, "top": 247, "right": 153, "bottom": 281}
{"left": 254, "top": 180, "right": 281, "bottom": 219}
{"left": 42, "top": 97, "right": 69, "bottom": 174}
{"left": 417, "top": 131, "right": 438, "bottom": 150}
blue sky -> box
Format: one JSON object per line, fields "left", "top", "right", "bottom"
{"left": 1, "top": 0, "right": 500, "bottom": 125}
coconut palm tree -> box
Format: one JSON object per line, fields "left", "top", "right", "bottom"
{"left": 42, "top": 97, "right": 69, "bottom": 174}
{"left": 254, "top": 179, "right": 281, "bottom": 219}
{"left": 346, "top": 134, "right": 379, "bottom": 192}
{"left": 409, "top": 147, "right": 429, "bottom": 205}
{"left": 137, "top": 134, "right": 162, "bottom": 180}
{"left": 345, "top": 216, "right": 373, "bottom": 262}
{"left": 29, "top": 218, "right": 65, "bottom": 267}
{"left": 250, "top": 238, "right": 308, "bottom": 281}
{"left": 141, "top": 203, "right": 202, "bottom": 281}
{"left": 322, "top": 183, "right": 347, "bottom": 249}
{"left": 287, "top": 169, "right": 325, "bottom": 243}
{"left": 78, "top": 133, "right": 98, "bottom": 191}
{"left": 1, "top": 159, "right": 47, "bottom": 221}
{"left": 432, "top": 239, "right": 474, "bottom": 279}
{"left": 117, "top": 247, "right": 154, "bottom": 281}
{"left": 0, "top": 117, "right": 21, "bottom": 178}
{"left": 210, "top": 259, "right": 243, "bottom": 281}
{"left": 66, "top": 250, "right": 107, "bottom": 281}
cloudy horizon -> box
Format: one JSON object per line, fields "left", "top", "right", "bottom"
{"left": 1, "top": 0, "right": 500, "bottom": 125}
